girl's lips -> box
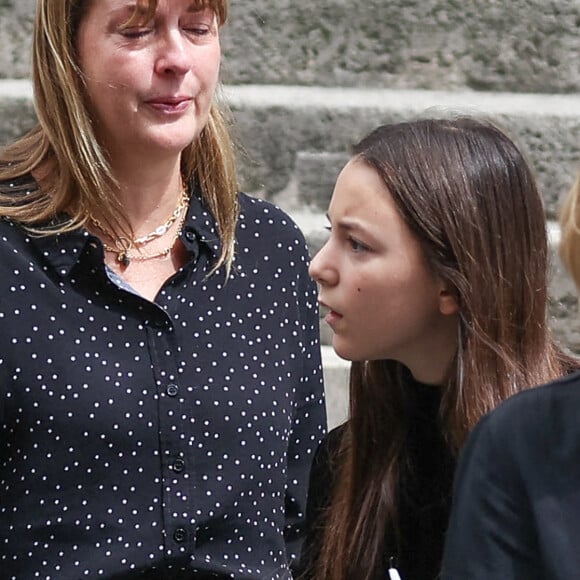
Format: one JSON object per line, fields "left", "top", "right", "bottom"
{"left": 319, "top": 302, "right": 343, "bottom": 327}
{"left": 324, "top": 310, "right": 343, "bottom": 327}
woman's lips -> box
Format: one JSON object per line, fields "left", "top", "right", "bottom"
{"left": 146, "top": 97, "right": 192, "bottom": 114}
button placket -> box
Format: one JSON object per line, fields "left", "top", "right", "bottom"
{"left": 146, "top": 319, "right": 195, "bottom": 557}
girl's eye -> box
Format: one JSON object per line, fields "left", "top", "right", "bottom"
{"left": 348, "top": 237, "right": 369, "bottom": 253}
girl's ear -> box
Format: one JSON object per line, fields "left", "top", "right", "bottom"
{"left": 438, "top": 282, "right": 459, "bottom": 316}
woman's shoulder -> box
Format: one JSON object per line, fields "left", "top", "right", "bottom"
{"left": 0, "top": 168, "right": 36, "bottom": 191}
{"left": 237, "top": 192, "right": 309, "bottom": 244}
{"left": 0, "top": 171, "right": 38, "bottom": 230}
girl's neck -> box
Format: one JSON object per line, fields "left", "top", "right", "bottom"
{"left": 405, "top": 317, "right": 458, "bottom": 387}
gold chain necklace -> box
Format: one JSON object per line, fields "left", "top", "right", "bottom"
{"left": 91, "top": 190, "right": 188, "bottom": 247}
{"left": 91, "top": 191, "right": 189, "bottom": 267}
{"left": 101, "top": 218, "right": 186, "bottom": 266}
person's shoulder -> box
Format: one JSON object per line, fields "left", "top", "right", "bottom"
{"left": 309, "top": 423, "right": 347, "bottom": 497}
{"left": 493, "top": 371, "right": 580, "bottom": 421}
{"left": 476, "top": 371, "right": 580, "bottom": 452}
{"left": 0, "top": 172, "right": 37, "bottom": 235}
{"left": 237, "top": 192, "right": 307, "bottom": 242}
{"left": 306, "top": 422, "right": 345, "bottom": 471}
{"left": 0, "top": 217, "right": 18, "bottom": 246}
{"left": 320, "top": 422, "right": 347, "bottom": 455}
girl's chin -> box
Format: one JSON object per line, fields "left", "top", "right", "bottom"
{"left": 331, "top": 340, "right": 358, "bottom": 362}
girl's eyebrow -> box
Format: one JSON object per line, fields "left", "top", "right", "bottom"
{"left": 331, "top": 216, "right": 366, "bottom": 233}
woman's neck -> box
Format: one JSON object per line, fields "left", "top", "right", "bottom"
{"left": 109, "top": 158, "right": 185, "bottom": 236}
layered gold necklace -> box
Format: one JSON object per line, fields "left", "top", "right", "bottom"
{"left": 91, "top": 190, "right": 189, "bottom": 267}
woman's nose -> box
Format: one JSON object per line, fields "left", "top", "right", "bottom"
{"left": 155, "top": 31, "right": 190, "bottom": 76}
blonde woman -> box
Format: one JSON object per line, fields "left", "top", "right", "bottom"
{"left": 0, "top": 1, "right": 325, "bottom": 578}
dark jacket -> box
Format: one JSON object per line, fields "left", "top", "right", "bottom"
{"left": 442, "top": 370, "right": 580, "bottom": 580}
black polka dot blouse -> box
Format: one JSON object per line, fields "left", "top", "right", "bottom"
{"left": 0, "top": 177, "right": 327, "bottom": 579}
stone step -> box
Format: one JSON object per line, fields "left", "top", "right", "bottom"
{"left": 226, "top": 85, "right": 580, "bottom": 221}
{"left": 3, "top": 0, "right": 580, "bottom": 95}
{"left": 292, "top": 151, "right": 348, "bottom": 211}
{"left": 1, "top": 81, "right": 579, "bottom": 345}
{"left": 321, "top": 346, "right": 350, "bottom": 430}
{"left": 6, "top": 81, "right": 579, "bottom": 219}
{"left": 3, "top": 83, "right": 580, "bottom": 220}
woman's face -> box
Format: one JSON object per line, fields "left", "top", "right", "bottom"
{"left": 309, "top": 159, "right": 458, "bottom": 384}
{"left": 76, "top": 0, "right": 221, "bottom": 163}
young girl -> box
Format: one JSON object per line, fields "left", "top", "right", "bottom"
{"left": 299, "top": 116, "right": 577, "bottom": 580}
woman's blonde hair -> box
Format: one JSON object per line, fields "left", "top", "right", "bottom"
{"left": 0, "top": 0, "right": 238, "bottom": 273}
{"left": 559, "top": 170, "right": 580, "bottom": 289}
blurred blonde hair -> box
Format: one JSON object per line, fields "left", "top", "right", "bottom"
{"left": 0, "top": 0, "right": 238, "bottom": 273}
{"left": 559, "top": 170, "right": 580, "bottom": 289}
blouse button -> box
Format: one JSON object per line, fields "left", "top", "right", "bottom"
{"left": 173, "top": 458, "right": 185, "bottom": 473}
{"left": 166, "top": 384, "right": 179, "bottom": 397}
{"left": 184, "top": 231, "right": 196, "bottom": 242}
{"left": 173, "top": 528, "right": 187, "bottom": 543}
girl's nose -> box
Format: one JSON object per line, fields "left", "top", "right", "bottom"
{"left": 309, "top": 242, "right": 338, "bottom": 287}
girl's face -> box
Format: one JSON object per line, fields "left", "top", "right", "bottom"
{"left": 76, "top": 0, "right": 221, "bottom": 164}
{"left": 309, "top": 159, "right": 458, "bottom": 384}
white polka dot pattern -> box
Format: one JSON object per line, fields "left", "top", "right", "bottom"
{"left": 0, "top": 181, "right": 327, "bottom": 579}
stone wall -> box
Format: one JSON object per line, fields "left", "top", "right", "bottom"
{"left": 221, "top": 0, "right": 580, "bottom": 93}
{"left": 4, "top": 1, "right": 580, "bottom": 93}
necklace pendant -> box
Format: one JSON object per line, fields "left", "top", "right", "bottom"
{"left": 118, "top": 252, "right": 131, "bottom": 267}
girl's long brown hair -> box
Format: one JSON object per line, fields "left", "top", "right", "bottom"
{"left": 314, "top": 117, "right": 577, "bottom": 580}
{"left": 0, "top": 0, "right": 238, "bottom": 274}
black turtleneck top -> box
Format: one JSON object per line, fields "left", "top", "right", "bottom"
{"left": 298, "top": 372, "right": 456, "bottom": 580}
